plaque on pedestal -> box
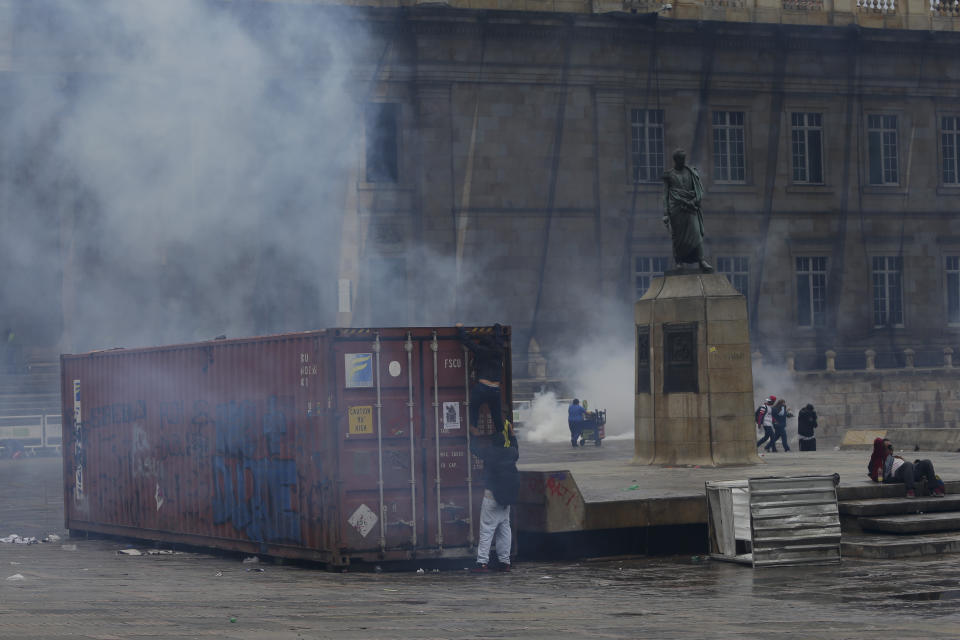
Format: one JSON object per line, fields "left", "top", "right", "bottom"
{"left": 633, "top": 272, "right": 761, "bottom": 467}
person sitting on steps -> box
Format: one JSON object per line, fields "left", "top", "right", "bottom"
{"left": 868, "top": 437, "right": 946, "bottom": 498}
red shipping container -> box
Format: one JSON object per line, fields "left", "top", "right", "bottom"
{"left": 60, "top": 326, "right": 512, "bottom": 566}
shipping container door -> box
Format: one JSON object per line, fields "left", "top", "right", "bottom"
{"left": 421, "top": 329, "right": 486, "bottom": 551}
{"left": 333, "top": 330, "right": 424, "bottom": 553}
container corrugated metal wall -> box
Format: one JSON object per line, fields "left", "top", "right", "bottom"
{"left": 61, "top": 326, "right": 510, "bottom": 566}
{"left": 748, "top": 476, "right": 841, "bottom": 567}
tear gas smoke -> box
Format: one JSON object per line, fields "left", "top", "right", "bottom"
{"left": 1, "top": 1, "right": 376, "bottom": 352}
{"left": 523, "top": 313, "right": 636, "bottom": 443}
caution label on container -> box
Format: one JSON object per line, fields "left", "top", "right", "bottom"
{"left": 348, "top": 405, "right": 373, "bottom": 434}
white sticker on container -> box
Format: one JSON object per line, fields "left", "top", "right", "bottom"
{"left": 388, "top": 360, "right": 401, "bottom": 377}
{"left": 348, "top": 503, "right": 378, "bottom": 538}
{"left": 442, "top": 401, "right": 461, "bottom": 430}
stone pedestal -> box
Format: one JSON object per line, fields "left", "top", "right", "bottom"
{"left": 634, "top": 273, "right": 761, "bottom": 466}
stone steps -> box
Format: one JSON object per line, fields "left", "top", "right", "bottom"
{"left": 840, "top": 482, "right": 960, "bottom": 558}
{"left": 841, "top": 532, "right": 960, "bottom": 560}
{"left": 840, "top": 496, "right": 960, "bottom": 517}
{"left": 859, "top": 512, "right": 960, "bottom": 534}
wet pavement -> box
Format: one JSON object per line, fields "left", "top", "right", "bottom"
{"left": 3, "top": 454, "right": 960, "bottom": 639}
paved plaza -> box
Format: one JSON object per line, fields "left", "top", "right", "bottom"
{"left": 2, "top": 449, "right": 960, "bottom": 639}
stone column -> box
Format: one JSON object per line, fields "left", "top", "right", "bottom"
{"left": 865, "top": 348, "right": 876, "bottom": 371}
{"left": 945, "top": 346, "right": 953, "bottom": 369}
{"left": 825, "top": 350, "right": 836, "bottom": 372}
{"left": 785, "top": 351, "right": 795, "bottom": 373}
{"left": 634, "top": 273, "right": 760, "bottom": 467}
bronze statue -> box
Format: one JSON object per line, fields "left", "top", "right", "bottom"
{"left": 662, "top": 149, "right": 712, "bottom": 273}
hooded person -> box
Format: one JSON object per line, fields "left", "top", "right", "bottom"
{"left": 468, "top": 420, "right": 519, "bottom": 573}
{"left": 797, "top": 404, "right": 818, "bottom": 451}
{"left": 755, "top": 395, "right": 777, "bottom": 453}
{"left": 867, "top": 437, "right": 888, "bottom": 482}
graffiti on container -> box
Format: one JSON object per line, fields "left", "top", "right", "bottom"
{"left": 87, "top": 400, "right": 147, "bottom": 429}
{"left": 72, "top": 380, "right": 85, "bottom": 509}
{"left": 212, "top": 395, "right": 302, "bottom": 544}
{"left": 132, "top": 425, "right": 164, "bottom": 482}
{"left": 159, "top": 400, "right": 184, "bottom": 426}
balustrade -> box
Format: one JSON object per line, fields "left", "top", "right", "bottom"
{"left": 931, "top": 0, "right": 960, "bottom": 14}
{"left": 857, "top": 0, "right": 896, "bottom": 11}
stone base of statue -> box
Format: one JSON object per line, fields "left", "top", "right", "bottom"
{"left": 633, "top": 272, "right": 761, "bottom": 467}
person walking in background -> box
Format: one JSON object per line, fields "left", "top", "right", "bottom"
{"left": 756, "top": 396, "right": 777, "bottom": 453}
{"left": 797, "top": 404, "right": 818, "bottom": 451}
{"left": 469, "top": 421, "right": 519, "bottom": 572}
{"left": 568, "top": 398, "right": 587, "bottom": 447}
{"left": 456, "top": 323, "right": 507, "bottom": 436}
{"left": 771, "top": 398, "right": 792, "bottom": 452}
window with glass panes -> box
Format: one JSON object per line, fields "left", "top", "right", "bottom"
{"left": 631, "top": 109, "right": 664, "bottom": 183}
{"left": 712, "top": 111, "right": 746, "bottom": 182}
{"left": 947, "top": 256, "right": 960, "bottom": 323}
{"left": 717, "top": 256, "right": 749, "bottom": 303}
{"left": 796, "top": 256, "right": 827, "bottom": 328}
{"left": 942, "top": 116, "right": 960, "bottom": 185}
{"left": 872, "top": 256, "right": 903, "bottom": 327}
{"left": 635, "top": 256, "right": 670, "bottom": 298}
{"left": 867, "top": 114, "right": 898, "bottom": 185}
{"left": 791, "top": 112, "right": 823, "bottom": 184}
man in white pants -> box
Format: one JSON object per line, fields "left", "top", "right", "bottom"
{"left": 469, "top": 421, "right": 519, "bottom": 572}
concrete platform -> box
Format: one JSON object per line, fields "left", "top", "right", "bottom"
{"left": 516, "top": 440, "right": 960, "bottom": 535}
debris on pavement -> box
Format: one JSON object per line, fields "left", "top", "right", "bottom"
{"left": 117, "top": 549, "right": 142, "bottom": 556}
{"left": 1, "top": 534, "right": 38, "bottom": 544}
{"left": 42, "top": 534, "right": 61, "bottom": 543}
{"left": 60, "top": 544, "right": 77, "bottom": 551}
{"left": 241, "top": 556, "right": 259, "bottom": 564}
{"left": 6, "top": 574, "right": 25, "bottom": 581}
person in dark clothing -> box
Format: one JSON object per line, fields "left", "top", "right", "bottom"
{"left": 771, "top": 398, "right": 792, "bottom": 452}
{"left": 869, "top": 437, "right": 945, "bottom": 498}
{"left": 568, "top": 398, "right": 586, "bottom": 447}
{"left": 456, "top": 323, "right": 507, "bottom": 437}
{"left": 469, "top": 421, "right": 519, "bottom": 572}
{"left": 797, "top": 404, "right": 818, "bottom": 451}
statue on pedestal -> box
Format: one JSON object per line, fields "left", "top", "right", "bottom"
{"left": 662, "top": 149, "right": 713, "bottom": 273}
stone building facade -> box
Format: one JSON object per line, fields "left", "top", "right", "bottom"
{"left": 345, "top": 0, "right": 960, "bottom": 375}
{"left": 3, "top": 0, "right": 960, "bottom": 393}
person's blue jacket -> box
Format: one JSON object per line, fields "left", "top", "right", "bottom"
{"left": 568, "top": 403, "right": 586, "bottom": 422}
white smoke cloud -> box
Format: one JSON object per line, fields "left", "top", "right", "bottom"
{"left": 2, "top": 0, "right": 375, "bottom": 351}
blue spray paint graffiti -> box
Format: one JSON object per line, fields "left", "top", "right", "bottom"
{"left": 211, "top": 395, "right": 301, "bottom": 545}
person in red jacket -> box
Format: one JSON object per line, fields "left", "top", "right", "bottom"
{"left": 867, "top": 437, "right": 888, "bottom": 483}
